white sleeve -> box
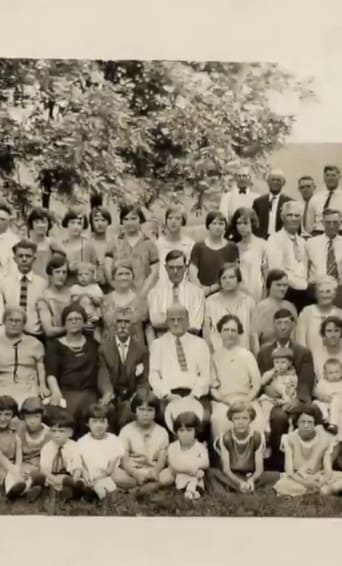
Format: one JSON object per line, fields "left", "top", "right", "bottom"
{"left": 192, "top": 341, "right": 211, "bottom": 398}
{"left": 147, "top": 287, "right": 166, "bottom": 327}
{"left": 266, "top": 235, "right": 283, "bottom": 271}
{"left": 148, "top": 340, "right": 168, "bottom": 399}
{"left": 188, "top": 287, "right": 205, "bottom": 331}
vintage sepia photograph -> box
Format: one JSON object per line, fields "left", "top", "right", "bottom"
{"left": 0, "top": 57, "right": 342, "bottom": 519}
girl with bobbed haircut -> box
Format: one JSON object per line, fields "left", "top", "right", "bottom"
{"left": 84, "top": 402, "right": 110, "bottom": 422}
{"left": 0, "top": 395, "right": 18, "bottom": 417}
{"left": 205, "top": 210, "right": 228, "bottom": 232}
{"left": 218, "top": 262, "right": 242, "bottom": 286}
{"left": 61, "top": 209, "right": 89, "bottom": 230}
{"left": 216, "top": 313, "right": 244, "bottom": 335}
{"left": 89, "top": 206, "right": 112, "bottom": 232}
{"left": 173, "top": 411, "right": 202, "bottom": 436}
{"left": 27, "top": 207, "right": 53, "bottom": 233}
{"left": 45, "top": 255, "right": 69, "bottom": 276}
{"left": 61, "top": 304, "right": 88, "bottom": 326}
{"left": 265, "top": 269, "right": 288, "bottom": 292}
{"left": 130, "top": 388, "right": 160, "bottom": 415}
{"left": 119, "top": 204, "right": 146, "bottom": 225}
{"left": 320, "top": 316, "right": 342, "bottom": 338}
{"left": 165, "top": 206, "right": 187, "bottom": 227}
{"left": 229, "top": 207, "right": 260, "bottom": 242}
{"left": 291, "top": 403, "right": 323, "bottom": 429}
{"left": 226, "top": 401, "right": 256, "bottom": 422}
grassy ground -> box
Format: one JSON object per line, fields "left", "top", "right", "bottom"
{"left": 1, "top": 486, "right": 342, "bottom": 517}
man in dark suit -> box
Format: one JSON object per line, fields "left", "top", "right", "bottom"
{"left": 252, "top": 169, "right": 292, "bottom": 239}
{"left": 98, "top": 309, "right": 149, "bottom": 432}
{"left": 257, "top": 308, "right": 315, "bottom": 471}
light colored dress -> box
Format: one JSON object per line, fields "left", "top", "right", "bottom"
{"left": 237, "top": 235, "right": 267, "bottom": 303}
{"left": 205, "top": 291, "right": 256, "bottom": 351}
{"left": 251, "top": 298, "right": 297, "bottom": 348}
{"left": 78, "top": 432, "right": 125, "bottom": 493}
{"left": 119, "top": 421, "right": 169, "bottom": 473}
{"left": 37, "top": 287, "right": 72, "bottom": 329}
{"left": 167, "top": 439, "right": 209, "bottom": 491}
{"left": 295, "top": 304, "right": 342, "bottom": 354}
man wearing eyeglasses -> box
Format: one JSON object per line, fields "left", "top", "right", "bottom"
{"left": 147, "top": 249, "right": 205, "bottom": 337}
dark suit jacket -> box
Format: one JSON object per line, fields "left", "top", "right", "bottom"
{"left": 252, "top": 193, "right": 292, "bottom": 239}
{"left": 257, "top": 340, "right": 314, "bottom": 403}
{"left": 98, "top": 335, "right": 149, "bottom": 400}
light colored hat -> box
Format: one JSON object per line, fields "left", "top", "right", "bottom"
{"left": 164, "top": 397, "right": 204, "bottom": 434}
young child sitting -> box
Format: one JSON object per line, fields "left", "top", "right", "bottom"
{"left": 163, "top": 411, "right": 209, "bottom": 500}
{"left": 70, "top": 262, "right": 103, "bottom": 303}
{"left": 314, "top": 358, "right": 342, "bottom": 436}
{"left": 40, "top": 407, "right": 85, "bottom": 502}
{"left": 0, "top": 395, "right": 45, "bottom": 500}
{"left": 17, "top": 397, "right": 50, "bottom": 501}
{"left": 211, "top": 401, "right": 279, "bottom": 493}
{"left": 274, "top": 403, "right": 335, "bottom": 496}
{"left": 259, "top": 347, "right": 298, "bottom": 434}
{"left": 78, "top": 403, "right": 126, "bottom": 500}
{"left": 118, "top": 388, "right": 169, "bottom": 493}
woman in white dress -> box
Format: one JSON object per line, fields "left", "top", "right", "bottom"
{"left": 296, "top": 276, "right": 342, "bottom": 354}
{"left": 203, "top": 263, "right": 257, "bottom": 353}
{"left": 229, "top": 207, "right": 267, "bottom": 302}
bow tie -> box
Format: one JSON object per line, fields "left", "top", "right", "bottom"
{"left": 238, "top": 188, "right": 247, "bottom": 194}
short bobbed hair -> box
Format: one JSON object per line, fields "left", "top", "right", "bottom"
{"left": 46, "top": 255, "right": 68, "bottom": 276}
{"left": 61, "top": 304, "right": 88, "bottom": 326}
{"left": 61, "top": 209, "right": 88, "bottom": 230}
{"left": 119, "top": 204, "right": 146, "bottom": 225}
{"left": 218, "top": 262, "right": 242, "bottom": 285}
{"left": 227, "top": 401, "right": 256, "bottom": 422}
{"left": 84, "top": 403, "right": 110, "bottom": 421}
{"left": 320, "top": 316, "right": 342, "bottom": 338}
{"left": 0, "top": 395, "right": 18, "bottom": 416}
{"left": 130, "top": 388, "right": 160, "bottom": 415}
{"left": 205, "top": 210, "right": 228, "bottom": 231}
{"left": 266, "top": 269, "right": 288, "bottom": 292}
{"left": 216, "top": 313, "right": 244, "bottom": 335}
{"left": 165, "top": 206, "right": 187, "bottom": 227}
{"left": 27, "top": 207, "right": 52, "bottom": 232}
{"left": 291, "top": 403, "right": 322, "bottom": 428}
{"left": 173, "top": 411, "right": 201, "bottom": 437}
{"left": 89, "top": 207, "right": 112, "bottom": 232}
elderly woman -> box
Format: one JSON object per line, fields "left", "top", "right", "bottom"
{"left": 61, "top": 208, "right": 98, "bottom": 285}
{"left": 296, "top": 276, "right": 342, "bottom": 353}
{"left": 104, "top": 204, "right": 159, "bottom": 297}
{"left": 156, "top": 206, "right": 194, "bottom": 285}
{"left": 27, "top": 207, "right": 66, "bottom": 280}
{"left": 101, "top": 260, "right": 148, "bottom": 345}
{"left": 210, "top": 314, "right": 262, "bottom": 439}
{"left": 251, "top": 269, "right": 297, "bottom": 351}
{"left": 44, "top": 304, "right": 100, "bottom": 436}
{"left": 203, "top": 263, "right": 257, "bottom": 353}
{"left": 229, "top": 207, "right": 267, "bottom": 302}
{"left": 88, "top": 206, "right": 114, "bottom": 292}
{"left": 37, "top": 256, "right": 72, "bottom": 338}
{"left": 189, "top": 211, "right": 239, "bottom": 297}
{"left": 313, "top": 316, "right": 342, "bottom": 382}
{"left": 0, "top": 307, "right": 49, "bottom": 406}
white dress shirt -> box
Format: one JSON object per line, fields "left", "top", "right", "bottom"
{"left": 147, "top": 279, "right": 205, "bottom": 332}
{"left": 219, "top": 188, "right": 259, "bottom": 222}
{"left": 0, "top": 229, "right": 19, "bottom": 278}
{"left": 266, "top": 228, "right": 308, "bottom": 290}
{"left": 40, "top": 439, "right": 82, "bottom": 474}
{"left": 115, "top": 337, "right": 131, "bottom": 363}
{"left": 267, "top": 193, "right": 280, "bottom": 236}
{"left": 306, "top": 187, "right": 342, "bottom": 233}
{"left": 0, "top": 268, "right": 47, "bottom": 335}
{"left": 149, "top": 331, "right": 211, "bottom": 399}
{"left": 306, "top": 234, "right": 342, "bottom": 284}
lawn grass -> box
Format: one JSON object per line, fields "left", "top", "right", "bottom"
{"left": 1, "top": 487, "right": 342, "bottom": 518}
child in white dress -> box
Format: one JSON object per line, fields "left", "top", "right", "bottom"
{"left": 259, "top": 347, "right": 298, "bottom": 433}
{"left": 314, "top": 358, "right": 342, "bottom": 435}
{"left": 164, "top": 411, "right": 209, "bottom": 500}
{"left": 78, "top": 403, "right": 125, "bottom": 500}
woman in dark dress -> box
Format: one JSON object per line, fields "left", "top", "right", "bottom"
{"left": 45, "top": 304, "right": 100, "bottom": 436}
{"left": 189, "top": 211, "right": 239, "bottom": 297}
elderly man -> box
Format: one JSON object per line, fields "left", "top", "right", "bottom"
{"left": 257, "top": 308, "right": 315, "bottom": 471}
{"left": 98, "top": 308, "right": 149, "bottom": 432}
{"left": 306, "top": 165, "right": 342, "bottom": 235}
{"left": 147, "top": 249, "right": 205, "bottom": 336}
{"left": 252, "top": 169, "right": 292, "bottom": 239}
{"left": 219, "top": 167, "right": 258, "bottom": 224}
{"left": 266, "top": 200, "right": 309, "bottom": 313}
{"left": 149, "top": 304, "right": 211, "bottom": 430}
{"left": 306, "top": 208, "right": 342, "bottom": 307}
{"left": 0, "top": 239, "right": 47, "bottom": 339}
{"left": 297, "top": 175, "right": 316, "bottom": 237}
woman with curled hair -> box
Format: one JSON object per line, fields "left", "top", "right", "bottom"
{"left": 203, "top": 263, "right": 257, "bottom": 353}
{"left": 37, "top": 256, "right": 72, "bottom": 338}
{"left": 61, "top": 208, "right": 98, "bottom": 285}
{"left": 210, "top": 314, "right": 262, "bottom": 439}
{"left": 229, "top": 207, "right": 268, "bottom": 302}
{"left": 296, "top": 275, "right": 342, "bottom": 352}
{"left": 27, "top": 207, "right": 66, "bottom": 280}
{"left": 251, "top": 269, "right": 297, "bottom": 351}
{"left": 313, "top": 316, "right": 342, "bottom": 382}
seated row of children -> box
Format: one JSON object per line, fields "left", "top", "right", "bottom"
{"left": 1, "top": 386, "right": 342, "bottom": 503}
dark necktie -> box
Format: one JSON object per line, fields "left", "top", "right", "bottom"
{"left": 19, "top": 275, "right": 28, "bottom": 311}
{"left": 327, "top": 238, "right": 339, "bottom": 280}
{"left": 323, "top": 190, "right": 335, "bottom": 211}
{"left": 175, "top": 337, "right": 188, "bottom": 372}
{"left": 303, "top": 200, "right": 309, "bottom": 231}
{"left": 52, "top": 446, "right": 64, "bottom": 474}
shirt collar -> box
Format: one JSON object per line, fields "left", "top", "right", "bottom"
{"left": 116, "top": 336, "right": 130, "bottom": 349}
{"left": 16, "top": 269, "right": 33, "bottom": 282}
{"left": 269, "top": 193, "right": 280, "bottom": 201}
{"left": 276, "top": 341, "right": 291, "bottom": 349}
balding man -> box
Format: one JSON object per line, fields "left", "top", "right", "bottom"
{"left": 266, "top": 201, "right": 309, "bottom": 313}
{"left": 149, "top": 305, "right": 211, "bottom": 427}
{"left": 219, "top": 167, "right": 258, "bottom": 223}
{"left": 252, "top": 169, "right": 292, "bottom": 239}
{"left": 305, "top": 165, "right": 342, "bottom": 235}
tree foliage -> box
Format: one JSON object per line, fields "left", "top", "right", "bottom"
{"left": 0, "top": 58, "right": 315, "bottom": 217}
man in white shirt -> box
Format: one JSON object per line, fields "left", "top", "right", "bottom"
{"left": 266, "top": 201, "right": 310, "bottom": 313}
{"left": 252, "top": 169, "right": 292, "bottom": 239}
{"left": 306, "top": 208, "right": 342, "bottom": 307}
{"left": 0, "top": 239, "right": 47, "bottom": 337}
{"left": 219, "top": 167, "right": 258, "bottom": 223}
{"left": 306, "top": 165, "right": 342, "bottom": 235}
{"left": 147, "top": 249, "right": 204, "bottom": 335}
{"left": 297, "top": 175, "right": 316, "bottom": 238}
{"left": 0, "top": 203, "right": 19, "bottom": 278}
{"left": 149, "top": 304, "right": 211, "bottom": 432}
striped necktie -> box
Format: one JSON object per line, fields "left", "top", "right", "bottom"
{"left": 175, "top": 336, "right": 188, "bottom": 372}
{"left": 327, "top": 238, "right": 339, "bottom": 280}
{"left": 52, "top": 446, "right": 64, "bottom": 474}
{"left": 19, "top": 275, "right": 28, "bottom": 311}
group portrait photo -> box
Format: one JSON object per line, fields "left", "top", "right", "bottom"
{"left": 0, "top": 57, "right": 342, "bottom": 517}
